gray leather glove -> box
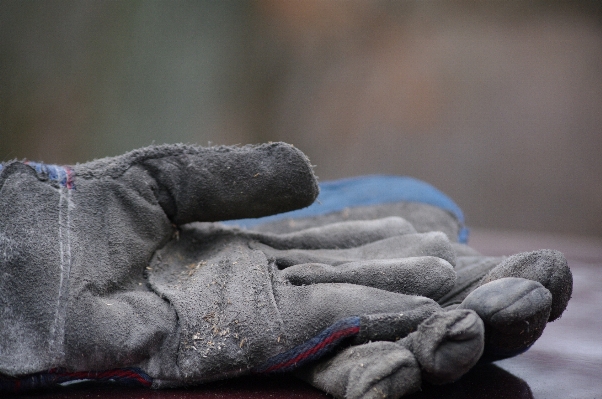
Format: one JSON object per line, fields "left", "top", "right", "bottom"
{"left": 0, "top": 143, "right": 318, "bottom": 378}
{"left": 0, "top": 144, "right": 572, "bottom": 399}
{"left": 0, "top": 143, "right": 483, "bottom": 396}
{"left": 441, "top": 248, "right": 572, "bottom": 361}
{"left": 254, "top": 203, "right": 572, "bottom": 399}
{"left": 145, "top": 217, "right": 481, "bottom": 387}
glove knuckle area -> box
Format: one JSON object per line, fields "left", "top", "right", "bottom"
{"left": 298, "top": 342, "right": 421, "bottom": 399}
{"left": 346, "top": 344, "right": 421, "bottom": 399}
{"left": 401, "top": 309, "right": 484, "bottom": 385}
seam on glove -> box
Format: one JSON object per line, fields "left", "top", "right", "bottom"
{"left": 253, "top": 316, "right": 361, "bottom": 374}
{"left": 46, "top": 184, "right": 75, "bottom": 368}
{"left": 23, "top": 161, "right": 76, "bottom": 190}
{"left": 75, "top": 143, "right": 295, "bottom": 180}
{"left": 0, "top": 367, "right": 152, "bottom": 393}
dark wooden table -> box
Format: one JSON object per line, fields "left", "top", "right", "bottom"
{"left": 10, "top": 229, "right": 602, "bottom": 399}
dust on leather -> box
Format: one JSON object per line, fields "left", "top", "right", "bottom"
{"left": 147, "top": 223, "right": 289, "bottom": 381}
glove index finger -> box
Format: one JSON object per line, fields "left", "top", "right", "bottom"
{"left": 114, "top": 142, "right": 318, "bottom": 225}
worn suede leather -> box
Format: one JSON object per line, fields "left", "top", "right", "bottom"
{"left": 252, "top": 204, "right": 572, "bottom": 398}
{"left": 0, "top": 144, "right": 573, "bottom": 399}
{"left": 0, "top": 143, "right": 318, "bottom": 377}
{"left": 145, "top": 222, "right": 455, "bottom": 385}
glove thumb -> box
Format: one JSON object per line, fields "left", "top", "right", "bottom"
{"left": 80, "top": 142, "right": 319, "bottom": 224}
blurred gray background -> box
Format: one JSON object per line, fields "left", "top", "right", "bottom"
{"left": 1, "top": 0, "right": 601, "bottom": 237}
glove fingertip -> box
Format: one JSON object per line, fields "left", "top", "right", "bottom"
{"left": 481, "top": 249, "right": 572, "bottom": 322}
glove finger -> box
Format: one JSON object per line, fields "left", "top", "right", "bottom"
{"left": 247, "top": 217, "right": 416, "bottom": 250}
{"left": 281, "top": 256, "right": 455, "bottom": 300}
{"left": 458, "top": 277, "right": 552, "bottom": 361}
{"left": 295, "top": 341, "right": 421, "bottom": 399}
{"left": 253, "top": 201, "right": 462, "bottom": 244}
{"left": 438, "top": 256, "right": 505, "bottom": 307}
{"left": 79, "top": 143, "right": 318, "bottom": 225}
{"left": 398, "top": 309, "right": 484, "bottom": 385}
{"left": 480, "top": 250, "right": 572, "bottom": 321}
{"left": 276, "top": 283, "right": 440, "bottom": 347}
{"left": 354, "top": 311, "right": 444, "bottom": 344}
{"left": 253, "top": 231, "right": 456, "bottom": 268}
{"left": 451, "top": 242, "right": 482, "bottom": 256}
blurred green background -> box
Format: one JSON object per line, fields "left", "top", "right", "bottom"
{"left": 1, "top": 0, "right": 601, "bottom": 236}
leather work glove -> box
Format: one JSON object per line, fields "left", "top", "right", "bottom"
{"left": 0, "top": 143, "right": 318, "bottom": 383}
{"left": 291, "top": 248, "right": 571, "bottom": 399}
{"left": 144, "top": 217, "right": 484, "bottom": 391}
{"left": 0, "top": 144, "right": 481, "bottom": 396}
{"left": 0, "top": 146, "right": 572, "bottom": 399}
{"left": 143, "top": 200, "right": 571, "bottom": 399}
{"left": 248, "top": 179, "right": 572, "bottom": 399}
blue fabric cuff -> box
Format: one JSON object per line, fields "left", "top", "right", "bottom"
{"left": 227, "top": 175, "right": 469, "bottom": 243}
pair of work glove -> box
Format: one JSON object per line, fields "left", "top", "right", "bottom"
{"left": 0, "top": 143, "right": 572, "bottom": 398}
